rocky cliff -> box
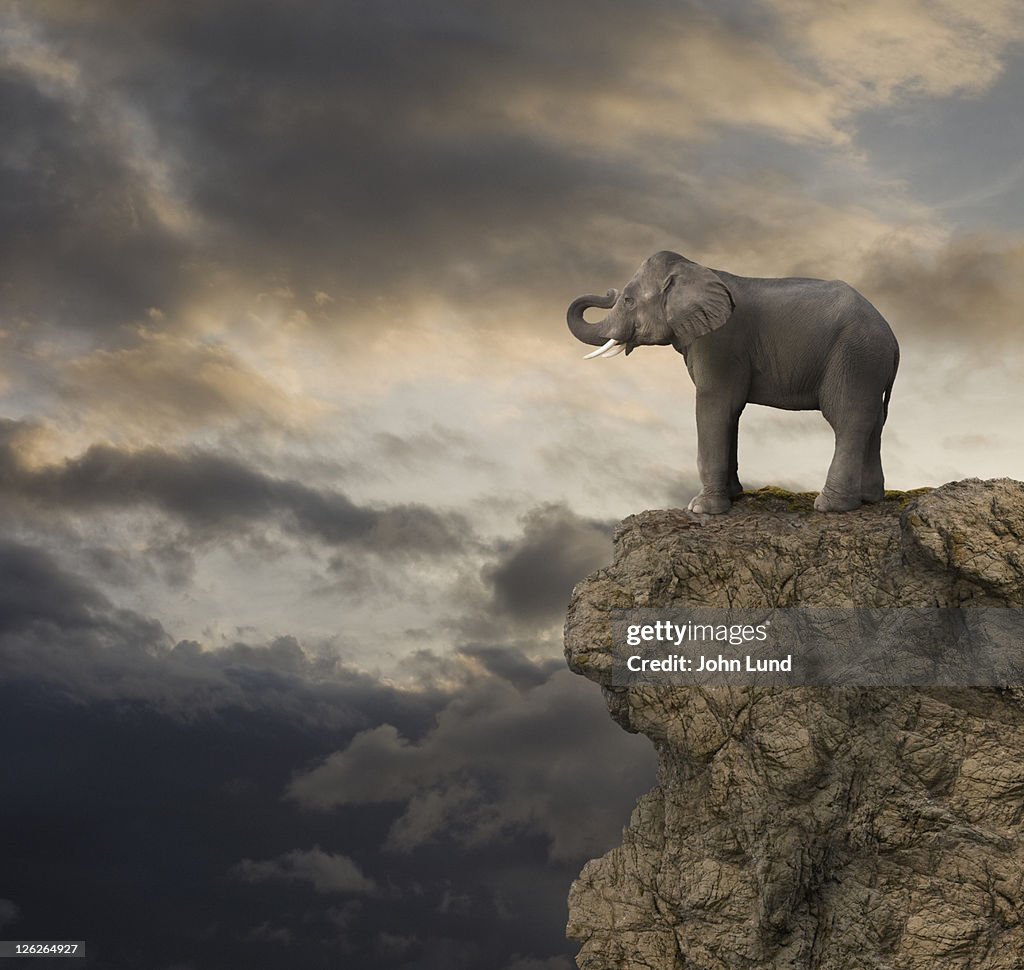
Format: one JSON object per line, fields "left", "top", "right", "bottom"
{"left": 564, "top": 478, "right": 1024, "bottom": 970}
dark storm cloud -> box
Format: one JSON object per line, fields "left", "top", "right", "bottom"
{"left": 1, "top": 534, "right": 654, "bottom": 968}
{"left": 0, "top": 23, "right": 197, "bottom": 332}
{"left": 0, "top": 539, "right": 169, "bottom": 650}
{"left": 483, "top": 504, "right": 614, "bottom": 627}
{"left": 0, "top": 424, "right": 471, "bottom": 556}
{"left": 287, "top": 666, "right": 654, "bottom": 863}
{"left": 0, "top": 536, "right": 450, "bottom": 729}
{"left": 0, "top": 539, "right": 105, "bottom": 632}
{"left": 457, "top": 643, "right": 562, "bottom": 690}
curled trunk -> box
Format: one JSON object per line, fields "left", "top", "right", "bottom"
{"left": 567, "top": 289, "right": 618, "bottom": 346}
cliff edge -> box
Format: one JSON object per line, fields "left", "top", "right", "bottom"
{"left": 564, "top": 478, "right": 1024, "bottom": 970}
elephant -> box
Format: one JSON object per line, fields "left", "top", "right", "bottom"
{"left": 567, "top": 251, "right": 900, "bottom": 513}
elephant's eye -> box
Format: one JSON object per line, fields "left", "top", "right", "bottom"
{"left": 623, "top": 295, "right": 635, "bottom": 308}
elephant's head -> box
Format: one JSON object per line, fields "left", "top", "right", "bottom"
{"left": 567, "top": 251, "right": 735, "bottom": 358}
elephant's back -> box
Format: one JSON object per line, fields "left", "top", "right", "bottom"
{"left": 723, "top": 272, "right": 895, "bottom": 341}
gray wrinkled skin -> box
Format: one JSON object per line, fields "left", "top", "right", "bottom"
{"left": 567, "top": 252, "right": 900, "bottom": 513}
{"left": 564, "top": 480, "right": 1024, "bottom": 970}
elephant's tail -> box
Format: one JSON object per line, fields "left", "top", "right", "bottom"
{"left": 882, "top": 344, "right": 899, "bottom": 423}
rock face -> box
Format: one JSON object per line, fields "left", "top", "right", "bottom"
{"left": 564, "top": 479, "right": 1024, "bottom": 970}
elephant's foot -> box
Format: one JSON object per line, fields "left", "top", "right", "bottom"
{"left": 729, "top": 478, "right": 744, "bottom": 498}
{"left": 813, "top": 488, "right": 861, "bottom": 513}
{"left": 688, "top": 490, "right": 732, "bottom": 515}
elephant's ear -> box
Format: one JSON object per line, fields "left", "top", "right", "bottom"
{"left": 661, "top": 259, "right": 734, "bottom": 347}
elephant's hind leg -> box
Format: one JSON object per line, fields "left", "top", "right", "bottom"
{"left": 860, "top": 408, "right": 885, "bottom": 503}
{"left": 815, "top": 413, "right": 875, "bottom": 512}
{"left": 728, "top": 410, "right": 743, "bottom": 497}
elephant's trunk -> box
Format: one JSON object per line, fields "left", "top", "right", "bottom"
{"left": 567, "top": 289, "right": 619, "bottom": 346}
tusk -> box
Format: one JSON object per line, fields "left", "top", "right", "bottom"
{"left": 600, "top": 343, "right": 625, "bottom": 358}
{"left": 583, "top": 339, "right": 621, "bottom": 360}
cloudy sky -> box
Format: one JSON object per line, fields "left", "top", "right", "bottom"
{"left": 2, "top": 1, "right": 1023, "bottom": 967}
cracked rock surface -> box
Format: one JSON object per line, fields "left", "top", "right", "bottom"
{"left": 564, "top": 479, "right": 1024, "bottom": 969}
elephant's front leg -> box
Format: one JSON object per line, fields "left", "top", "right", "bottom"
{"left": 688, "top": 391, "right": 743, "bottom": 514}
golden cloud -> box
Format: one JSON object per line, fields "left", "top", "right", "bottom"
{"left": 769, "top": 0, "right": 1024, "bottom": 105}
{"left": 63, "top": 328, "right": 327, "bottom": 442}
